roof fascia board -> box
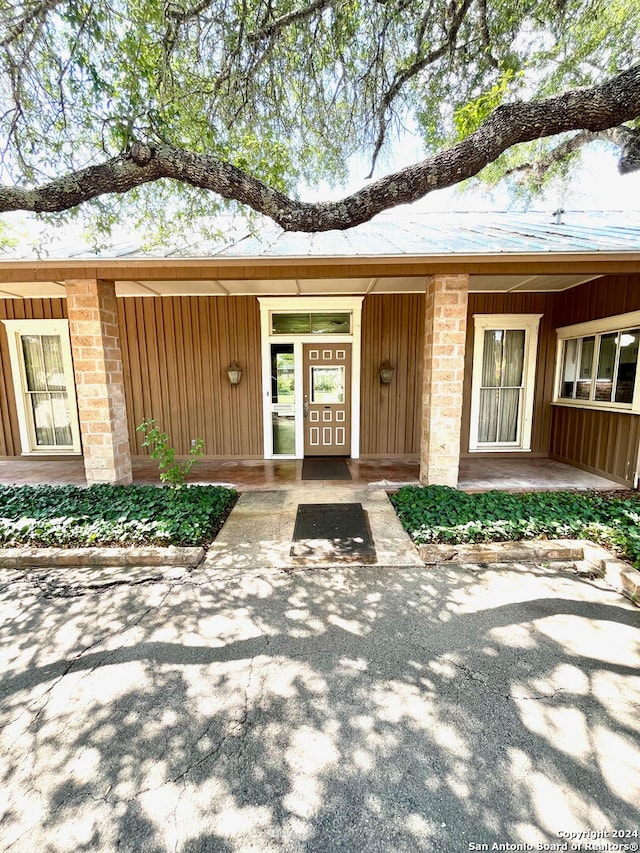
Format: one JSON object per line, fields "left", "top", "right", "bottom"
{"left": 0, "top": 254, "right": 639, "bottom": 283}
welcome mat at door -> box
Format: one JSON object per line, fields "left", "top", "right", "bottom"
{"left": 290, "top": 502, "right": 375, "bottom": 563}
{"left": 301, "top": 457, "right": 352, "bottom": 480}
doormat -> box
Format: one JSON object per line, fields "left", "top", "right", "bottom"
{"left": 290, "top": 502, "right": 376, "bottom": 562}
{"left": 302, "top": 457, "right": 352, "bottom": 480}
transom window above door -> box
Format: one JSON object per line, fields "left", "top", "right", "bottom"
{"left": 270, "top": 312, "right": 351, "bottom": 335}
{"left": 469, "top": 314, "right": 542, "bottom": 452}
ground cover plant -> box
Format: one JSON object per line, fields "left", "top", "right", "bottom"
{"left": 0, "top": 483, "right": 237, "bottom": 548}
{"left": 390, "top": 486, "right": 640, "bottom": 568}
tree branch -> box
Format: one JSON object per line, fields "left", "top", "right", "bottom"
{"left": 1, "top": 65, "right": 639, "bottom": 230}
{"left": 366, "top": 0, "right": 475, "bottom": 178}
{"left": 502, "top": 126, "right": 640, "bottom": 183}
{"left": 247, "top": 0, "right": 334, "bottom": 43}
{"left": 0, "top": 0, "right": 66, "bottom": 48}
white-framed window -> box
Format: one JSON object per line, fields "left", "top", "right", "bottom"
{"left": 554, "top": 310, "right": 640, "bottom": 413}
{"left": 469, "top": 314, "right": 542, "bottom": 452}
{"left": 3, "top": 319, "right": 81, "bottom": 454}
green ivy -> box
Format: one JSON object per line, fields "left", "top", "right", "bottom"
{"left": 390, "top": 486, "right": 640, "bottom": 568}
{"left": 0, "top": 483, "right": 237, "bottom": 547}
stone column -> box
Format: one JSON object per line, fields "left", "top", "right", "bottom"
{"left": 419, "top": 273, "right": 469, "bottom": 486}
{"left": 65, "top": 279, "right": 133, "bottom": 485}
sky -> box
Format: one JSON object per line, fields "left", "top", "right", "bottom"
{"left": 305, "top": 137, "right": 640, "bottom": 215}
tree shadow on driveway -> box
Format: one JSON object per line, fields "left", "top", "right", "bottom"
{"left": 1, "top": 561, "right": 638, "bottom": 852}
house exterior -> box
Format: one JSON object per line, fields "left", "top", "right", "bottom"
{"left": 1, "top": 211, "right": 640, "bottom": 488}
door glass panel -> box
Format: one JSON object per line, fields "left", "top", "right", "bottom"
{"left": 271, "top": 344, "right": 295, "bottom": 455}
{"left": 21, "top": 334, "right": 73, "bottom": 447}
{"left": 311, "top": 366, "right": 344, "bottom": 403}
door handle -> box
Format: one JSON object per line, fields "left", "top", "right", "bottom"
{"left": 303, "top": 396, "right": 309, "bottom": 418}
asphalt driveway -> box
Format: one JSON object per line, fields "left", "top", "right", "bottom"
{"left": 1, "top": 560, "right": 639, "bottom": 852}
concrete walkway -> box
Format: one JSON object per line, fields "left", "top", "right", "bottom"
{"left": 203, "top": 488, "right": 424, "bottom": 570}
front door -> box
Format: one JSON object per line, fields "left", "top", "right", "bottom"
{"left": 303, "top": 343, "right": 351, "bottom": 455}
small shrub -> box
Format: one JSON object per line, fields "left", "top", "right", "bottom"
{"left": 137, "top": 418, "right": 205, "bottom": 487}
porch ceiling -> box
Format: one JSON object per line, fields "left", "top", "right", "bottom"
{"left": 0, "top": 272, "right": 602, "bottom": 299}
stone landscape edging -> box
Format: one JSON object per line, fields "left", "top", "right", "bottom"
{"left": 417, "top": 538, "right": 639, "bottom": 606}
{"left": 0, "top": 545, "right": 205, "bottom": 569}
{"left": 0, "top": 538, "right": 638, "bottom": 606}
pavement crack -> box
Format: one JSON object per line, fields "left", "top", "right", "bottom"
{"left": 17, "top": 570, "right": 188, "bottom": 599}
{"left": 4, "top": 582, "right": 178, "bottom": 750}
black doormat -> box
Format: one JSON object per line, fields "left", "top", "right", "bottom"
{"left": 290, "top": 502, "right": 376, "bottom": 562}
{"left": 302, "top": 457, "right": 352, "bottom": 480}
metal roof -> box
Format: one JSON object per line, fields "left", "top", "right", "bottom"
{"left": 2, "top": 210, "right": 640, "bottom": 261}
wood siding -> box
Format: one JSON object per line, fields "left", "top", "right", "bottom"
{"left": 2, "top": 276, "right": 640, "bottom": 484}
{"left": 118, "top": 296, "right": 263, "bottom": 457}
{"left": 360, "top": 294, "right": 425, "bottom": 455}
{"left": 550, "top": 406, "right": 640, "bottom": 485}
{"left": 553, "top": 274, "right": 640, "bottom": 326}
{"left": 0, "top": 298, "right": 68, "bottom": 456}
{"left": 461, "top": 292, "right": 557, "bottom": 456}
{"left": 549, "top": 274, "right": 640, "bottom": 484}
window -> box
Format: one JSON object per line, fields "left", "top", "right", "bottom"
{"left": 310, "top": 365, "right": 345, "bottom": 403}
{"left": 470, "top": 315, "right": 542, "bottom": 452}
{"left": 3, "top": 319, "right": 81, "bottom": 454}
{"left": 271, "top": 312, "right": 351, "bottom": 335}
{"left": 555, "top": 311, "right": 640, "bottom": 411}
{"left": 271, "top": 344, "right": 295, "bottom": 455}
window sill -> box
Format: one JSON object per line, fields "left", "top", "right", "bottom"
{"left": 551, "top": 400, "right": 639, "bottom": 416}
{"left": 21, "top": 450, "right": 82, "bottom": 457}
{"left": 468, "top": 446, "right": 532, "bottom": 453}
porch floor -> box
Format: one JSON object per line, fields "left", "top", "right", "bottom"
{"left": 0, "top": 455, "right": 628, "bottom": 492}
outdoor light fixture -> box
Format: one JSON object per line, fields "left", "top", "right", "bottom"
{"left": 227, "top": 363, "right": 243, "bottom": 386}
{"left": 379, "top": 362, "right": 394, "bottom": 384}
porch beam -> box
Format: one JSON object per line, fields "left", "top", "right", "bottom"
{"left": 65, "top": 278, "right": 133, "bottom": 485}
{"left": 420, "top": 273, "right": 469, "bottom": 486}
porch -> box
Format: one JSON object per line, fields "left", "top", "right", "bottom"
{"left": 0, "top": 456, "right": 626, "bottom": 492}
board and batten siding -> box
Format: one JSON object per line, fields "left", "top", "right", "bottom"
{"left": 0, "top": 298, "right": 68, "bottom": 456}
{"left": 550, "top": 406, "right": 640, "bottom": 485}
{"left": 360, "top": 294, "right": 425, "bottom": 456}
{"left": 461, "top": 292, "right": 557, "bottom": 456}
{"left": 549, "top": 273, "right": 640, "bottom": 485}
{"left": 118, "top": 296, "right": 263, "bottom": 457}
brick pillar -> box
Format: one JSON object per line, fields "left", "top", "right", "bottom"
{"left": 65, "top": 279, "right": 133, "bottom": 485}
{"left": 419, "top": 274, "right": 469, "bottom": 486}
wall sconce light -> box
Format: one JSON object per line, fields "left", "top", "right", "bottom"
{"left": 227, "top": 363, "right": 243, "bottom": 386}
{"left": 379, "top": 362, "right": 394, "bottom": 384}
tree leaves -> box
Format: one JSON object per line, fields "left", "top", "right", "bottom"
{"left": 0, "top": 0, "right": 639, "bottom": 234}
